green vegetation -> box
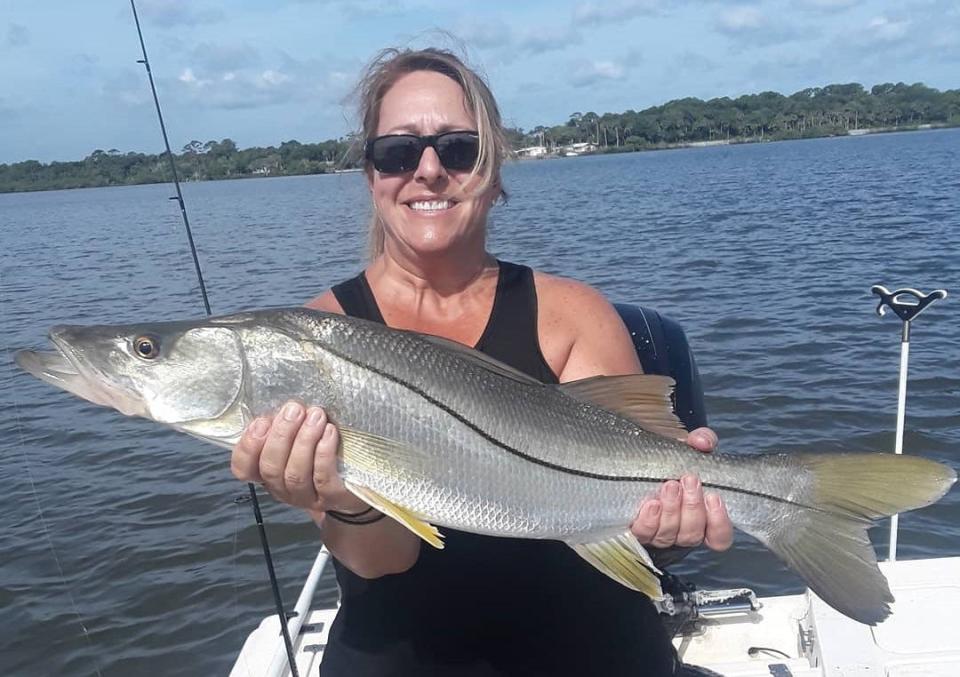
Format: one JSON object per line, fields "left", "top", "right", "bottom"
{"left": 2, "top": 81, "right": 958, "bottom": 193}
{"left": 519, "top": 82, "right": 960, "bottom": 152}
{"left": 0, "top": 137, "right": 355, "bottom": 193}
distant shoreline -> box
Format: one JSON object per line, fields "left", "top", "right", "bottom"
{"left": 1, "top": 123, "right": 957, "bottom": 195}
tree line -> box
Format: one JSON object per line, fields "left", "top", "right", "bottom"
{"left": 517, "top": 82, "right": 960, "bottom": 151}
{"left": 1, "top": 81, "right": 957, "bottom": 193}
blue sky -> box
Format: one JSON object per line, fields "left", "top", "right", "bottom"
{"left": 1, "top": 0, "right": 957, "bottom": 164}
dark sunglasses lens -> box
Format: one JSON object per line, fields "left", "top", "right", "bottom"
{"left": 436, "top": 133, "right": 479, "bottom": 170}
{"left": 372, "top": 136, "right": 422, "bottom": 173}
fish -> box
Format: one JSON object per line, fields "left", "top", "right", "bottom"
{"left": 15, "top": 308, "right": 956, "bottom": 625}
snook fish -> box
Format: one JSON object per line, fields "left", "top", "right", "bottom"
{"left": 15, "top": 308, "right": 956, "bottom": 624}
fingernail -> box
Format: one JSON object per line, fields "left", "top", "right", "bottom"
{"left": 305, "top": 407, "right": 324, "bottom": 426}
{"left": 282, "top": 402, "right": 302, "bottom": 421}
{"left": 706, "top": 494, "right": 722, "bottom": 511}
{"left": 664, "top": 482, "right": 681, "bottom": 499}
{"left": 681, "top": 475, "right": 700, "bottom": 492}
{"left": 649, "top": 502, "right": 662, "bottom": 517}
{"left": 251, "top": 418, "right": 269, "bottom": 438}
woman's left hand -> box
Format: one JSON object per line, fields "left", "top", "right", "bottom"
{"left": 630, "top": 426, "right": 734, "bottom": 552}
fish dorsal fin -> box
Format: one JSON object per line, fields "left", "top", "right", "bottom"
{"left": 417, "top": 333, "right": 545, "bottom": 386}
{"left": 567, "top": 532, "right": 664, "bottom": 599}
{"left": 560, "top": 374, "right": 687, "bottom": 440}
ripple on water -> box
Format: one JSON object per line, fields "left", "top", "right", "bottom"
{"left": 3, "top": 130, "right": 959, "bottom": 674}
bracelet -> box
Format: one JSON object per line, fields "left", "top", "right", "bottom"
{"left": 325, "top": 506, "right": 385, "bottom": 525}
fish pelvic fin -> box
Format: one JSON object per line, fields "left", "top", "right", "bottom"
{"left": 568, "top": 532, "right": 664, "bottom": 599}
{"left": 345, "top": 481, "right": 445, "bottom": 549}
{"left": 559, "top": 374, "right": 688, "bottom": 440}
{"left": 744, "top": 453, "right": 956, "bottom": 625}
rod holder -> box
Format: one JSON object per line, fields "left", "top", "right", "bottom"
{"left": 871, "top": 285, "right": 947, "bottom": 324}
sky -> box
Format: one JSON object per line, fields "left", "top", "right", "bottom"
{"left": 1, "top": 0, "right": 957, "bottom": 164}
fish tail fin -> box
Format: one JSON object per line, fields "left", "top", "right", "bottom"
{"left": 740, "top": 453, "right": 955, "bottom": 625}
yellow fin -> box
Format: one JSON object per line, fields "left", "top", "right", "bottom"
{"left": 568, "top": 532, "right": 664, "bottom": 599}
{"left": 345, "top": 481, "right": 445, "bottom": 549}
{"left": 559, "top": 374, "right": 687, "bottom": 440}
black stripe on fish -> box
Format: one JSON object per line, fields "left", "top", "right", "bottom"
{"left": 325, "top": 344, "right": 823, "bottom": 513}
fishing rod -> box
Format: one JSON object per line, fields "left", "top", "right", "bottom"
{"left": 871, "top": 284, "right": 947, "bottom": 562}
{"left": 128, "top": 2, "right": 300, "bottom": 674}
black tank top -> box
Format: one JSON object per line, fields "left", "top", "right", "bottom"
{"left": 322, "top": 261, "right": 676, "bottom": 677}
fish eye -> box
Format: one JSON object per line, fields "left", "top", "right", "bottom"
{"left": 133, "top": 335, "right": 161, "bottom": 360}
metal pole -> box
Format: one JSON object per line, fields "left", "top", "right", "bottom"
{"left": 888, "top": 322, "right": 910, "bottom": 561}
{"left": 871, "top": 285, "right": 947, "bottom": 562}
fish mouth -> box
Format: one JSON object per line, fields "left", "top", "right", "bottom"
{"left": 14, "top": 329, "right": 147, "bottom": 417}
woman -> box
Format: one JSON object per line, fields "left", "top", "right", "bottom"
{"left": 231, "top": 48, "right": 733, "bottom": 676}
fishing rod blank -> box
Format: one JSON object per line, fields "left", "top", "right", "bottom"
{"left": 128, "top": 2, "right": 300, "bottom": 674}
{"left": 871, "top": 284, "right": 947, "bottom": 562}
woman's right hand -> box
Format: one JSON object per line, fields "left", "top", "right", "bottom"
{"left": 230, "top": 401, "right": 368, "bottom": 520}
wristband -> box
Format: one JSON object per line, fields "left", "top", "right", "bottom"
{"left": 325, "top": 506, "right": 385, "bottom": 525}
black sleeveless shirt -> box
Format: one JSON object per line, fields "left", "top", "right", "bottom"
{"left": 322, "top": 261, "right": 676, "bottom": 677}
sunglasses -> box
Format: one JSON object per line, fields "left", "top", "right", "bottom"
{"left": 365, "top": 131, "right": 480, "bottom": 174}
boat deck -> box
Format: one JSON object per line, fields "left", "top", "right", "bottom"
{"left": 231, "top": 557, "right": 960, "bottom": 676}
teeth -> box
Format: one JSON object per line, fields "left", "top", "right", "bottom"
{"left": 409, "top": 200, "right": 452, "bottom": 212}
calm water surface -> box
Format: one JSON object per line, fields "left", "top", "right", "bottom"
{"left": 1, "top": 129, "right": 958, "bottom": 675}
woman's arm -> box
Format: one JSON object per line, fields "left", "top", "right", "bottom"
{"left": 536, "top": 274, "right": 734, "bottom": 553}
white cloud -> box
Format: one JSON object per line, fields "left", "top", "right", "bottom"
{"left": 175, "top": 67, "right": 299, "bottom": 108}
{"left": 797, "top": 0, "right": 859, "bottom": 11}
{"left": 516, "top": 25, "right": 583, "bottom": 54}
{"left": 167, "top": 49, "right": 360, "bottom": 111}
{"left": 717, "top": 6, "right": 765, "bottom": 33}
{"left": 573, "top": 0, "right": 664, "bottom": 25}
{"left": 864, "top": 16, "right": 911, "bottom": 43}
{"left": 569, "top": 58, "right": 629, "bottom": 87}
{"left": 714, "top": 5, "right": 805, "bottom": 46}
{"left": 137, "top": 0, "right": 225, "bottom": 28}
{"left": 456, "top": 18, "right": 513, "bottom": 51}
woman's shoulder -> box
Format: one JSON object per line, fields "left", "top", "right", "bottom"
{"left": 529, "top": 269, "right": 641, "bottom": 380}
{"left": 531, "top": 270, "right": 611, "bottom": 309}
{"left": 304, "top": 289, "right": 343, "bottom": 313}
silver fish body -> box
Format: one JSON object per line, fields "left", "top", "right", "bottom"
{"left": 15, "top": 308, "right": 957, "bottom": 625}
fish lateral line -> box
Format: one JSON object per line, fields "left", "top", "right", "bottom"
{"left": 321, "top": 342, "right": 822, "bottom": 513}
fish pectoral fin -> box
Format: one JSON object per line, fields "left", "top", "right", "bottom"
{"left": 559, "top": 374, "right": 688, "bottom": 440}
{"left": 568, "top": 532, "right": 664, "bottom": 599}
{"left": 344, "top": 481, "right": 445, "bottom": 550}
{"left": 336, "top": 427, "right": 445, "bottom": 548}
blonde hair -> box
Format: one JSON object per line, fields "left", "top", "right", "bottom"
{"left": 352, "top": 47, "right": 509, "bottom": 259}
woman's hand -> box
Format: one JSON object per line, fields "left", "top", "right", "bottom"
{"left": 630, "top": 426, "right": 734, "bottom": 552}
{"left": 230, "top": 401, "right": 368, "bottom": 520}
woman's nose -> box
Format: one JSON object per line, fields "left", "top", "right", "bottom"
{"left": 414, "top": 145, "right": 446, "bottom": 184}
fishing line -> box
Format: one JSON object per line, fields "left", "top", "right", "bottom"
{"left": 129, "top": 2, "right": 300, "bottom": 674}
{"left": 0, "top": 269, "right": 105, "bottom": 677}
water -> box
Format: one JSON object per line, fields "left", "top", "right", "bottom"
{"left": 2, "top": 129, "right": 958, "bottom": 675}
